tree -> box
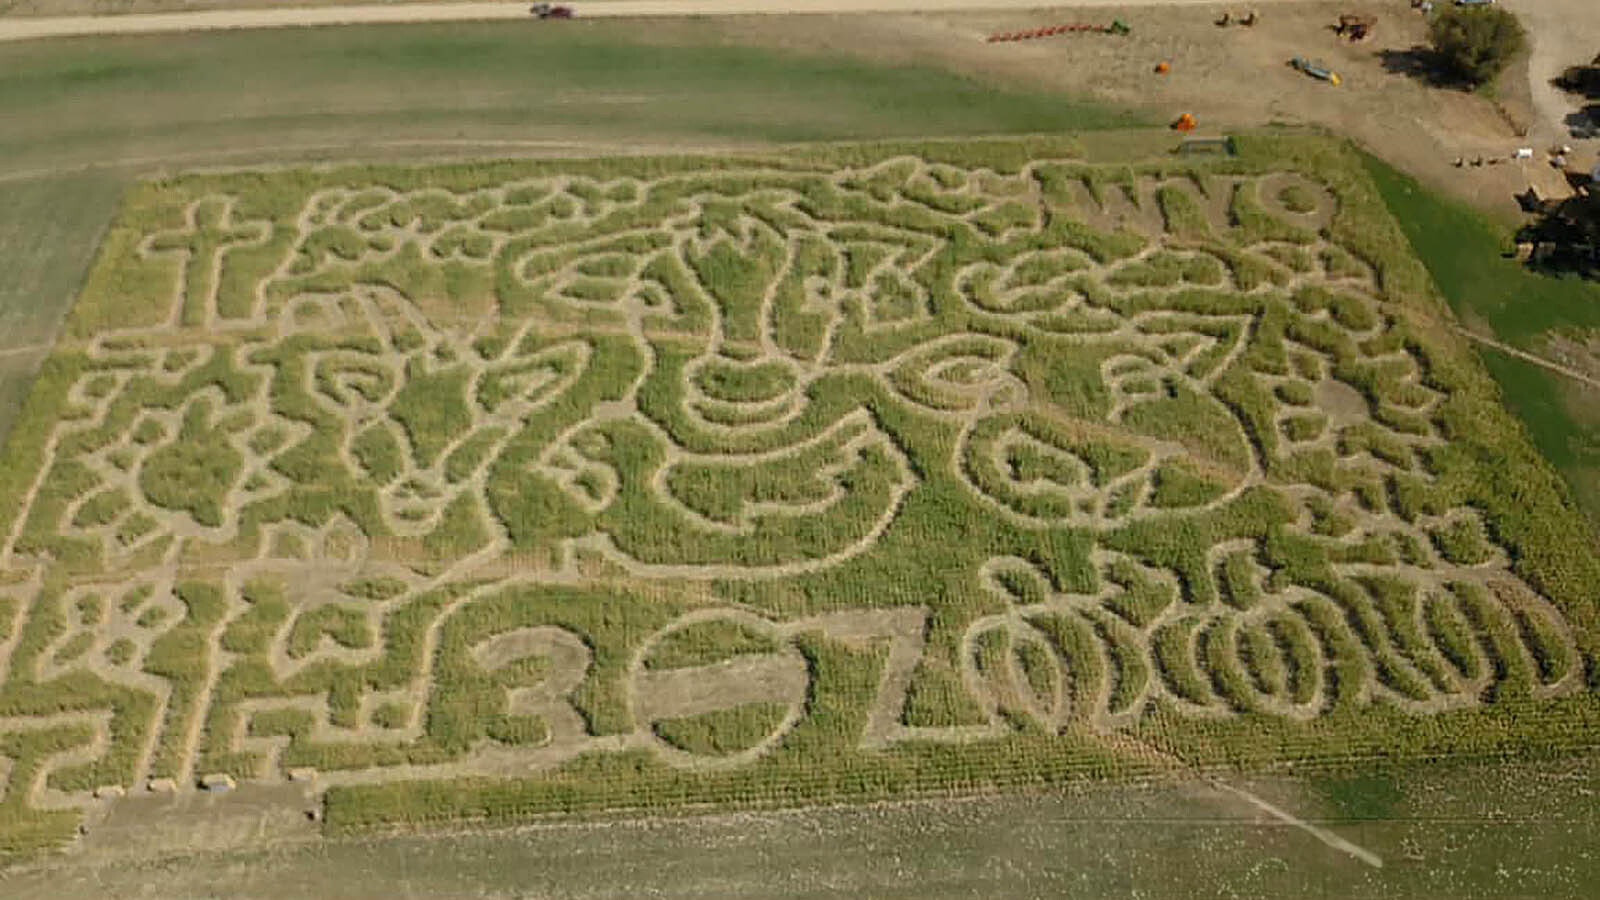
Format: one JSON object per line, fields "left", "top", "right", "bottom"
{"left": 1520, "top": 191, "right": 1600, "bottom": 279}
{"left": 1428, "top": 6, "right": 1527, "bottom": 87}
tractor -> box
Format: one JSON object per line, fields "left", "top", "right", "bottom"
{"left": 1335, "top": 14, "right": 1374, "bottom": 41}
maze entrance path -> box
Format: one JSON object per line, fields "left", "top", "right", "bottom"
{"left": 0, "top": 136, "right": 1595, "bottom": 855}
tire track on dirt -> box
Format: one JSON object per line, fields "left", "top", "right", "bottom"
{"left": 1450, "top": 324, "right": 1600, "bottom": 391}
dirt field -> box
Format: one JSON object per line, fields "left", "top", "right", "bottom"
{"left": 1505, "top": 0, "right": 1600, "bottom": 161}
{"left": 8, "top": 756, "right": 1600, "bottom": 898}
{"left": 0, "top": 0, "right": 460, "bottom": 13}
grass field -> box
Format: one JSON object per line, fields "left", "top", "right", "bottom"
{"left": 0, "top": 175, "right": 127, "bottom": 446}
{"left": 1361, "top": 154, "right": 1600, "bottom": 530}
{"left": 0, "top": 132, "right": 1594, "bottom": 861}
{"left": 0, "top": 21, "right": 1146, "bottom": 177}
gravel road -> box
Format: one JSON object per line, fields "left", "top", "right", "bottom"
{"left": 0, "top": 0, "right": 1317, "bottom": 43}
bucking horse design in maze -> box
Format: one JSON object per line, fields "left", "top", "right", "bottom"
{"left": 0, "top": 155, "right": 1585, "bottom": 832}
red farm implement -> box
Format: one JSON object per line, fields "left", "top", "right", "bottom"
{"left": 987, "top": 19, "right": 1130, "bottom": 43}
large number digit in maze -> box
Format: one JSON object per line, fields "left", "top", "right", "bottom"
{"left": 0, "top": 153, "right": 1587, "bottom": 836}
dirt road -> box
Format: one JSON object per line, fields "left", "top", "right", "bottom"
{"left": 1505, "top": 0, "right": 1600, "bottom": 150}
{"left": 0, "top": 0, "right": 1321, "bottom": 43}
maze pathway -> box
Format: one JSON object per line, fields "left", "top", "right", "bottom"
{"left": 0, "top": 142, "right": 1591, "bottom": 849}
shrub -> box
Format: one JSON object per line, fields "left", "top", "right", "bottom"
{"left": 1429, "top": 6, "right": 1526, "bottom": 87}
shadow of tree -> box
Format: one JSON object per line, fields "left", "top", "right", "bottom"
{"left": 1553, "top": 63, "right": 1600, "bottom": 100}
{"left": 1563, "top": 106, "right": 1600, "bottom": 140}
{"left": 1376, "top": 46, "right": 1468, "bottom": 89}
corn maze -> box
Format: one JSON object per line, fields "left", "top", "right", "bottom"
{"left": 0, "top": 136, "right": 1595, "bottom": 852}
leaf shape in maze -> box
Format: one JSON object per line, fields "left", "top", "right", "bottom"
{"left": 955, "top": 249, "right": 1094, "bottom": 318}
{"left": 683, "top": 354, "right": 805, "bottom": 429}
{"left": 973, "top": 556, "right": 1174, "bottom": 727}
{"left": 1045, "top": 608, "right": 1153, "bottom": 725}
{"left": 541, "top": 242, "right": 664, "bottom": 310}
{"left": 662, "top": 414, "right": 899, "bottom": 529}
{"left": 979, "top": 555, "right": 1058, "bottom": 607}
{"left": 539, "top": 429, "right": 620, "bottom": 515}
{"left": 313, "top": 352, "right": 399, "bottom": 412}
{"left": 960, "top": 413, "right": 1149, "bottom": 524}
{"left": 888, "top": 334, "right": 1026, "bottom": 414}
{"left": 1211, "top": 610, "right": 1326, "bottom": 717}
{"left": 138, "top": 401, "right": 246, "bottom": 530}
{"left": 834, "top": 157, "right": 922, "bottom": 202}
{"left": 476, "top": 340, "right": 592, "bottom": 415}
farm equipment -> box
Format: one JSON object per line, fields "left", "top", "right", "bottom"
{"left": 986, "top": 20, "right": 1129, "bottom": 43}
{"left": 1172, "top": 113, "right": 1198, "bottom": 132}
{"left": 530, "top": 3, "right": 573, "bottom": 18}
{"left": 1291, "top": 57, "right": 1343, "bottom": 86}
{"left": 1335, "top": 14, "right": 1374, "bottom": 41}
{"left": 1177, "top": 136, "right": 1237, "bottom": 156}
